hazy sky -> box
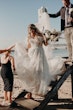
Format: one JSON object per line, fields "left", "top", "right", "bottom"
{"left": 0, "top": 0, "right": 73, "bottom": 48}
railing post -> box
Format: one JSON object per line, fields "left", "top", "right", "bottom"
{"left": 33, "top": 65, "right": 73, "bottom": 110}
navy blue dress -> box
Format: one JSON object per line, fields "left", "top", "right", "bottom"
{"left": 1, "top": 60, "right": 13, "bottom": 92}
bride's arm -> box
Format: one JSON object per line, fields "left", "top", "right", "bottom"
{"left": 43, "top": 34, "right": 48, "bottom": 46}
{"left": 26, "top": 37, "right": 31, "bottom": 51}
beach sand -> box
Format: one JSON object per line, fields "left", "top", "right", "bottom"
{"left": 0, "top": 74, "right": 72, "bottom": 100}
{"left": 0, "top": 73, "right": 72, "bottom": 110}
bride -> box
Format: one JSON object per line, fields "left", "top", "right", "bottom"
{"left": 14, "top": 24, "right": 66, "bottom": 98}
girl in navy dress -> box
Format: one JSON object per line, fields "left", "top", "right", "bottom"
{"left": 1, "top": 50, "right": 15, "bottom": 105}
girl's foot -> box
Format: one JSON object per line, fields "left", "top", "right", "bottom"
{"left": 1, "top": 100, "right": 11, "bottom": 106}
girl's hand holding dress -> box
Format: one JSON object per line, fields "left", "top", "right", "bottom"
{"left": 7, "top": 45, "right": 15, "bottom": 51}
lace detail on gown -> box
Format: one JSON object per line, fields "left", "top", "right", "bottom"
{"left": 14, "top": 36, "right": 65, "bottom": 95}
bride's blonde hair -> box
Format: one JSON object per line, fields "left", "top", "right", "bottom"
{"left": 28, "top": 24, "right": 43, "bottom": 37}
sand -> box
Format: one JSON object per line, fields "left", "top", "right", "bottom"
{"left": 0, "top": 73, "right": 72, "bottom": 102}
{"left": 0, "top": 72, "right": 72, "bottom": 110}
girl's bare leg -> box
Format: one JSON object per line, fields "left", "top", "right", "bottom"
{"left": 4, "top": 91, "right": 8, "bottom": 101}
{"left": 7, "top": 91, "right": 12, "bottom": 103}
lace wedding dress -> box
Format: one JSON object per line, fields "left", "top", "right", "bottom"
{"left": 14, "top": 36, "right": 65, "bottom": 95}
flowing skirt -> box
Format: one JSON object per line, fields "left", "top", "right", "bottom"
{"left": 14, "top": 43, "right": 65, "bottom": 95}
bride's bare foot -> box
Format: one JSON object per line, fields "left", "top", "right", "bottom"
{"left": 32, "top": 94, "right": 44, "bottom": 100}
{"left": 64, "top": 58, "right": 72, "bottom": 63}
{"left": 25, "top": 93, "right": 32, "bottom": 99}
{"left": 38, "top": 94, "right": 44, "bottom": 97}
{"left": 34, "top": 94, "right": 44, "bottom": 98}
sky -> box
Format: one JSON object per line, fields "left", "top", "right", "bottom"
{"left": 0, "top": 0, "right": 73, "bottom": 48}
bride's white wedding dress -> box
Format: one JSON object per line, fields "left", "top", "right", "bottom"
{"left": 14, "top": 36, "right": 65, "bottom": 95}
